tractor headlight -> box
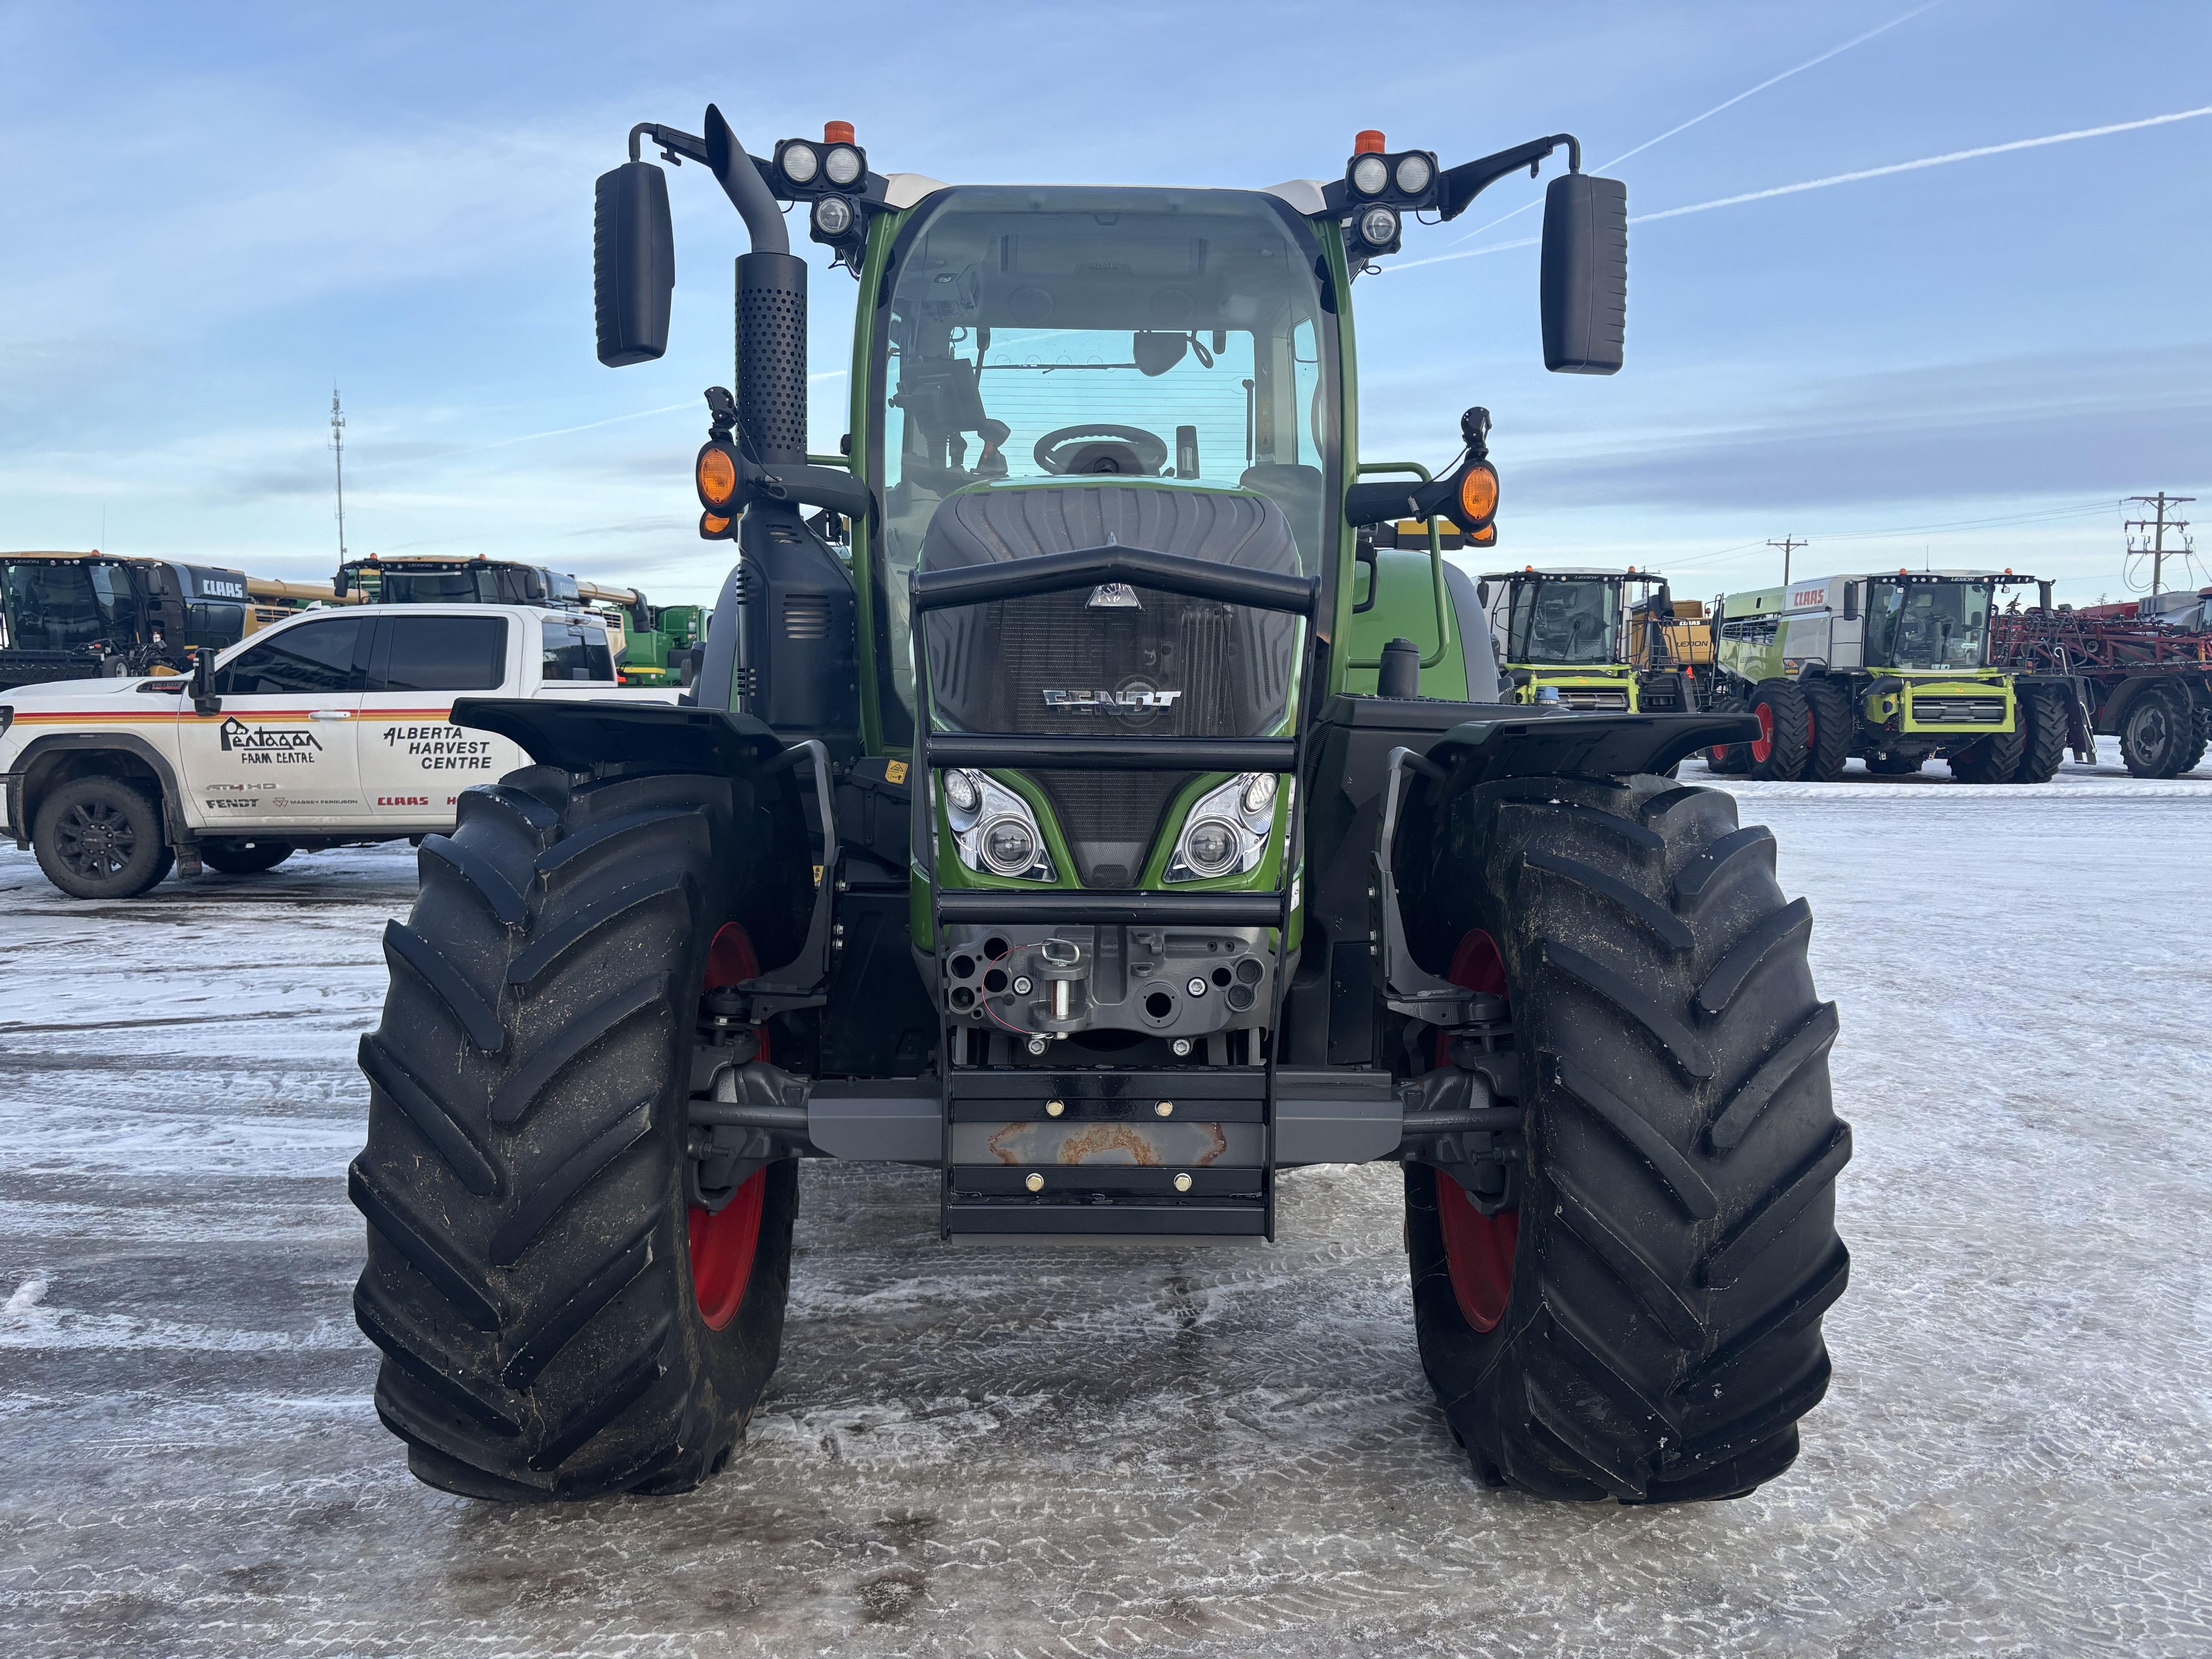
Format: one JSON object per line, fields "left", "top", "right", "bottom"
{"left": 945, "top": 770, "right": 1054, "bottom": 882}
{"left": 981, "top": 817, "right": 1039, "bottom": 876}
{"left": 813, "top": 195, "right": 854, "bottom": 237}
{"left": 823, "top": 144, "right": 863, "bottom": 186}
{"left": 943, "top": 766, "right": 982, "bottom": 823}
{"left": 1351, "top": 155, "right": 1389, "bottom": 196}
{"left": 1166, "top": 773, "right": 1281, "bottom": 883}
{"left": 1358, "top": 206, "right": 1400, "bottom": 248}
{"left": 780, "top": 142, "right": 819, "bottom": 184}
{"left": 1395, "top": 153, "right": 1434, "bottom": 195}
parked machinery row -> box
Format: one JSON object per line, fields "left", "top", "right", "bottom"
{"left": 1471, "top": 560, "right": 2209, "bottom": 782}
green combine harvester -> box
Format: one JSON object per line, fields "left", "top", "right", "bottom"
{"left": 347, "top": 109, "right": 1848, "bottom": 1509}
{"left": 1702, "top": 568, "right": 2068, "bottom": 782}
{"left": 1479, "top": 566, "right": 1677, "bottom": 711}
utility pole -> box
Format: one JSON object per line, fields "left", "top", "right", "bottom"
{"left": 1768, "top": 535, "right": 1806, "bottom": 586}
{"left": 2124, "top": 493, "right": 2194, "bottom": 603}
{"left": 330, "top": 388, "right": 349, "bottom": 561}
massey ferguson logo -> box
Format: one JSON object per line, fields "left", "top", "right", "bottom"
{"left": 219, "top": 717, "right": 321, "bottom": 752}
{"left": 1042, "top": 688, "right": 1183, "bottom": 713}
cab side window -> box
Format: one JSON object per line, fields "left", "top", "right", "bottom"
{"left": 374, "top": 615, "right": 508, "bottom": 692}
{"left": 213, "top": 617, "right": 369, "bottom": 696}
{"left": 541, "top": 621, "right": 615, "bottom": 682}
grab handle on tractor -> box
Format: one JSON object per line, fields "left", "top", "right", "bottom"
{"left": 1346, "top": 462, "right": 1453, "bottom": 670}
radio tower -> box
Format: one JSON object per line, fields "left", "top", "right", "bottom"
{"left": 330, "top": 388, "right": 349, "bottom": 560}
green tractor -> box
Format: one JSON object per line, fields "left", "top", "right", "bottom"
{"left": 1702, "top": 568, "right": 2066, "bottom": 782}
{"left": 348, "top": 108, "right": 1848, "bottom": 1506}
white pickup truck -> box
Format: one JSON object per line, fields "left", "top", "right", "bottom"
{"left": 0, "top": 603, "right": 677, "bottom": 898}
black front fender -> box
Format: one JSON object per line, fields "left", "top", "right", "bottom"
{"left": 1427, "top": 711, "right": 1759, "bottom": 785}
{"left": 451, "top": 698, "right": 785, "bottom": 778}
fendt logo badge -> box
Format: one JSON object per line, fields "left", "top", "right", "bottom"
{"left": 1042, "top": 688, "right": 1183, "bottom": 713}
{"left": 218, "top": 716, "right": 321, "bottom": 757}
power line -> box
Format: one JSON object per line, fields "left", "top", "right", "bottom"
{"left": 1767, "top": 534, "right": 1807, "bottom": 585}
{"left": 2123, "top": 491, "right": 2195, "bottom": 600}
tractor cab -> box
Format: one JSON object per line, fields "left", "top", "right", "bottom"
{"left": 1480, "top": 566, "right": 1669, "bottom": 710}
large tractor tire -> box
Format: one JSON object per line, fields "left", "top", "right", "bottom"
{"left": 2118, "top": 686, "right": 2197, "bottom": 778}
{"left": 1703, "top": 694, "right": 1752, "bottom": 774}
{"left": 2173, "top": 697, "right": 2210, "bottom": 776}
{"left": 32, "top": 774, "right": 174, "bottom": 899}
{"left": 1800, "top": 679, "right": 1853, "bottom": 782}
{"left": 1407, "top": 773, "right": 1849, "bottom": 1503}
{"left": 2014, "top": 685, "right": 2068, "bottom": 784}
{"left": 1746, "top": 682, "right": 1812, "bottom": 782}
{"left": 350, "top": 765, "right": 799, "bottom": 1501}
{"left": 1947, "top": 722, "right": 2025, "bottom": 785}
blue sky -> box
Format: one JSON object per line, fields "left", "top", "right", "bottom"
{"left": 3, "top": 0, "right": 2207, "bottom": 608}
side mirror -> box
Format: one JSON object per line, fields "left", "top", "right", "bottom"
{"left": 1540, "top": 173, "right": 1627, "bottom": 375}
{"left": 332, "top": 568, "right": 349, "bottom": 597}
{"left": 190, "top": 646, "right": 221, "bottom": 715}
{"left": 594, "top": 161, "right": 675, "bottom": 367}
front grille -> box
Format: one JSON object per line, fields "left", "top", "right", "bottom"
{"left": 1032, "top": 769, "right": 1188, "bottom": 887}
{"left": 1558, "top": 688, "right": 1632, "bottom": 711}
{"left": 1911, "top": 696, "right": 2004, "bottom": 724}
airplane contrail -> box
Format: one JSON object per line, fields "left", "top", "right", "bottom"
{"left": 1447, "top": 2, "right": 1947, "bottom": 245}
{"left": 1384, "top": 104, "right": 2212, "bottom": 273}
{"left": 1631, "top": 105, "right": 2212, "bottom": 222}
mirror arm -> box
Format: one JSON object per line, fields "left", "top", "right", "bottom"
{"left": 1437, "top": 132, "right": 1580, "bottom": 222}
{"left": 631, "top": 122, "right": 707, "bottom": 167}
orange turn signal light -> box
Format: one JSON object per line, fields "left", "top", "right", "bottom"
{"left": 1457, "top": 460, "right": 1500, "bottom": 528}
{"left": 700, "top": 511, "right": 733, "bottom": 539}
{"left": 1470, "top": 525, "right": 1496, "bottom": 546}
{"left": 696, "top": 443, "right": 739, "bottom": 509}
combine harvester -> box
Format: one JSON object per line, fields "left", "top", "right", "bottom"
{"left": 0, "top": 549, "right": 343, "bottom": 690}
{"left": 1698, "top": 569, "right": 2070, "bottom": 782}
{"left": 345, "top": 110, "right": 1850, "bottom": 1508}
{"left": 336, "top": 553, "right": 707, "bottom": 687}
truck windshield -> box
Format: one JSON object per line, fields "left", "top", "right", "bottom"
{"left": 1504, "top": 577, "right": 1621, "bottom": 665}
{"left": 1866, "top": 580, "right": 1992, "bottom": 670}
{"left": 869, "top": 187, "right": 1337, "bottom": 731}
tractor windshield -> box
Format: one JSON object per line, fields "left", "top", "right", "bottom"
{"left": 1502, "top": 576, "right": 1623, "bottom": 665}
{"left": 1866, "top": 579, "right": 1992, "bottom": 671}
{"left": 869, "top": 187, "right": 1338, "bottom": 733}
{"left": 0, "top": 560, "right": 139, "bottom": 653}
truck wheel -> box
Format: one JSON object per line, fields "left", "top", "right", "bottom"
{"left": 2014, "top": 686, "right": 2068, "bottom": 784}
{"left": 1800, "top": 680, "right": 1852, "bottom": 782}
{"left": 201, "top": 838, "right": 294, "bottom": 875}
{"left": 1704, "top": 696, "right": 1752, "bottom": 774}
{"left": 1947, "top": 722, "right": 2025, "bottom": 784}
{"left": 2119, "top": 687, "right": 2193, "bottom": 778}
{"left": 1746, "top": 682, "right": 1811, "bottom": 781}
{"left": 1408, "top": 774, "right": 1849, "bottom": 1502}
{"left": 32, "top": 775, "right": 175, "bottom": 899}
{"left": 350, "top": 766, "right": 799, "bottom": 1501}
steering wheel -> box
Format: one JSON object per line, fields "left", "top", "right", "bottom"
{"left": 1034, "top": 424, "right": 1170, "bottom": 477}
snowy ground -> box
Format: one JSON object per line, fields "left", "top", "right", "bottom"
{"left": 2, "top": 741, "right": 2209, "bottom": 1657}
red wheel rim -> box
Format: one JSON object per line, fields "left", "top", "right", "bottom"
{"left": 1435, "top": 929, "right": 1518, "bottom": 1334}
{"left": 1750, "top": 701, "right": 1776, "bottom": 763}
{"left": 690, "top": 921, "right": 767, "bottom": 1331}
